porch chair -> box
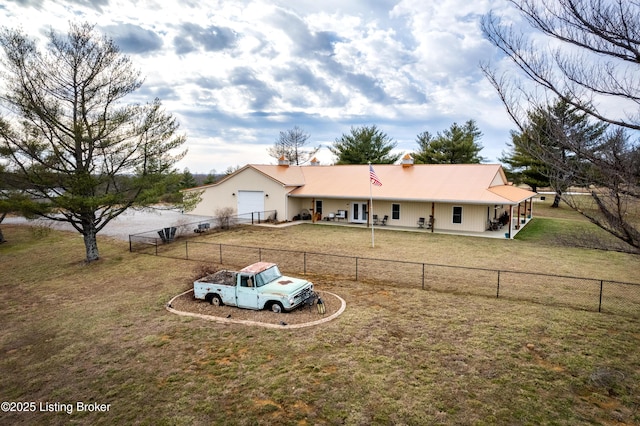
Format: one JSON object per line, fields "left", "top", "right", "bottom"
{"left": 373, "top": 214, "right": 379, "bottom": 225}
{"left": 417, "top": 217, "right": 425, "bottom": 228}
{"left": 427, "top": 215, "right": 434, "bottom": 229}
{"left": 381, "top": 215, "right": 388, "bottom": 225}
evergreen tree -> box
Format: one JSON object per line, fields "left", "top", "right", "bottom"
{"left": 503, "top": 99, "right": 607, "bottom": 207}
{"left": 0, "top": 23, "right": 187, "bottom": 262}
{"left": 413, "top": 120, "right": 484, "bottom": 164}
{"left": 330, "top": 125, "right": 401, "bottom": 164}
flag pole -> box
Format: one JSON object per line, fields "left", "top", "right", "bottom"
{"left": 369, "top": 162, "right": 374, "bottom": 248}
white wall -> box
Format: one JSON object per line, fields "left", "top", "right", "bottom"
{"left": 186, "top": 168, "right": 289, "bottom": 219}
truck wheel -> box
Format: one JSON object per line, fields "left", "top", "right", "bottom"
{"left": 270, "top": 302, "right": 283, "bottom": 313}
{"left": 208, "top": 294, "right": 222, "bottom": 306}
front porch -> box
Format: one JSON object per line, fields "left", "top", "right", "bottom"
{"left": 261, "top": 215, "right": 534, "bottom": 239}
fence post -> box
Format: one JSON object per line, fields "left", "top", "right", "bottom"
{"left": 219, "top": 244, "right": 223, "bottom": 264}
{"left": 355, "top": 257, "right": 358, "bottom": 281}
{"left": 259, "top": 247, "right": 262, "bottom": 262}
{"left": 599, "top": 280, "right": 603, "bottom": 312}
{"left": 304, "top": 252, "right": 307, "bottom": 274}
{"left": 129, "top": 236, "right": 132, "bottom": 252}
{"left": 422, "top": 263, "right": 425, "bottom": 290}
{"left": 155, "top": 239, "right": 158, "bottom": 256}
{"left": 185, "top": 241, "right": 189, "bottom": 260}
{"left": 496, "top": 270, "right": 501, "bottom": 298}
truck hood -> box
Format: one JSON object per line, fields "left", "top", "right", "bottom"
{"left": 260, "top": 275, "right": 311, "bottom": 296}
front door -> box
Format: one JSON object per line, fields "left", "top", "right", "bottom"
{"left": 351, "top": 202, "right": 368, "bottom": 223}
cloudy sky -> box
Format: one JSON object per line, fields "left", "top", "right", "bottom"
{"left": 1, "top": 0, "right": 526, "bottom": 173}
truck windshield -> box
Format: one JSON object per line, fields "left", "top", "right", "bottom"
{"left": 254, "top": 265, "right": 282, "bottom": 287}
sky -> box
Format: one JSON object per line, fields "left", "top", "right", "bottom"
{"left": 0, "top": 0, "right": 527, "bottom": 173}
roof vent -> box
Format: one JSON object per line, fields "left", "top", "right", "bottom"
{"left": 402, "top": 153, "right": 414, "bottom": 167}
{"left": 278, "top": 155, "right": 289, "bottom": 167}
{"left": 310, "top": 157, "right": 320, "bottom": 166}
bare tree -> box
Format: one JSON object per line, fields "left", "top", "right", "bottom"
{"left": 267, "top": 126, "right": 319, "bottom": 165}
{"left": 481, "top": 0, "right": 640, "bottom": 130}
{"left": 481, "top": 0, "right": 640, "bottom": 251}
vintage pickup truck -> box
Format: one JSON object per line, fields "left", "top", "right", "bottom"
{"left": 193, "top": 262, "right": 316, "bottom": 313}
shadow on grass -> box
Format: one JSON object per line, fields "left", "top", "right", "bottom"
{"left": 516, "top": 217, "right": 638, "bottom": 254}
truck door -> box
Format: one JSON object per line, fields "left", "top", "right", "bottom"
{"left": 236, "top": 274, "right": 259, "bottom": 309}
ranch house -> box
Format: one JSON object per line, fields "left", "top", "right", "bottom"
{"left": 183, "top": 156, "right": 537, "bottom": 238}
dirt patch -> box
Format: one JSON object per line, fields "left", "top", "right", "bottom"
{"left": 167, "top": 289, "right": 344, "bottom": 328}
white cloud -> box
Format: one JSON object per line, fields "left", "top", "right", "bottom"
{"left": 1, "top": 0, "right": 527, "bottom": 172}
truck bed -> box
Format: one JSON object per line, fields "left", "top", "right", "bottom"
{"left": 196, "top": 270, "right": 236, "bottom": 286}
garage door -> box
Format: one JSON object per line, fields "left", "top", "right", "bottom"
{"left": 237, "top": 190, "right": 264, "bottom": 222}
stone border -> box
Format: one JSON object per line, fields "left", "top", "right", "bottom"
{"left": 166, "top": 289, "right": 346, "bottom": 329}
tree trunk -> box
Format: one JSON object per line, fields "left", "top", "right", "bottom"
{"left": 0, "top": 212, "right": 6, "bottom": 243}
{"left": 551, "top": 191, "right": 562, "bottom": 208}
{"left": 82, "top": 223, "right": 100, "bottom": 263}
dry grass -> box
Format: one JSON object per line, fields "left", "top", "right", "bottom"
{"left": 1, "top": 207, "right": 639, "bottom": 425}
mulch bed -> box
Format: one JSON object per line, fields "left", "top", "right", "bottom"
{"left": 169, "top": 289, "right": 342, "bottom": 326}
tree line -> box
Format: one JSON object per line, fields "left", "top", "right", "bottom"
{"left": 267, "top": 120, "right": 485, "bottom": 166}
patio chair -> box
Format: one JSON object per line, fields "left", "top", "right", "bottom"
{"left": 373, "top": 214, "right": 379, "bottom": 225}
{"left": 427, "top": 215, "right": 434, "bottom": 229}
{"left": 417, "top": 217, "right": 425, "bottom": 228}
{"left": 381, "top": 215, "right": 388, "bottom": 225}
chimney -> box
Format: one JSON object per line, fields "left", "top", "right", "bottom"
{"left": 310, "top": 157, "right": 320, "bottom": 166}
{"left": 401, "top": 153, "right": 414, "bottom": 168}
{"left": 278, "top": 155, "right": 289, "bottom": 167}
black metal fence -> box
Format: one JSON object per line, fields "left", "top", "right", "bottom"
{"left": 127, "top": 210, "right": 276, "bottom": 243}
{"left": 129, "top": 237, "right": 640, "bottom": 319}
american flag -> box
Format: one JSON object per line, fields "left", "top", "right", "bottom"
{"left": 369, "top": 165, "right": 382, "bottom": 186}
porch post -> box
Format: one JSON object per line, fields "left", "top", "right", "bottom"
{"left": 508, "top": 205, "right": 514, "bottom": 238}
{"left": 431, "top": 202, "right": 435, "bottom": 233}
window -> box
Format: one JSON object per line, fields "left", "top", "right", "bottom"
{"left": 315, "top": 200, "right": 323, "bottom": 214}
{"left": 392, "top": 204, "right": 400, "bottom": 220}
{"left": 452, "top": 206, "right": 462, "bottom": 224}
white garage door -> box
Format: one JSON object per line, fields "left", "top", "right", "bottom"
{"left": 237, "top": 190, "right": 264, "bottom": 222}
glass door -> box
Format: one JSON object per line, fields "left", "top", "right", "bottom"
{"left": 351, "top": 202, "right": 368, "bottom": 223}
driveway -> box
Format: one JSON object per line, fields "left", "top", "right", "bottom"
{"left": 3, "top": 208, "right": 214, "bottom": 241}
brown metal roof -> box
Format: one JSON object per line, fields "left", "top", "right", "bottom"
{"left": 267, "top": 163, "right": 536, "bottom": 204}
{"left": 197, "top": 163, "right": 537, "bottom": 205}
{"left": 251, "top": 164, "right": 306, "bottom": 186}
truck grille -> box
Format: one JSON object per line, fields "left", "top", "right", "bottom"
{"left": 295, "top": 286, "right": 314, "bottom": 304}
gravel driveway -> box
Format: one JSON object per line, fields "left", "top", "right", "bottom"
{"left": 3, "top": 208, "right": 214, "bottom": 241}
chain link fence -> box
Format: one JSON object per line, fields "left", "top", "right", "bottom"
{"left": 129, "top": 236, "right": 640, "bottom": 318}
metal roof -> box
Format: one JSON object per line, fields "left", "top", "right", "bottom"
{"left": 248, "top": 163, "right": 536, "bottom": 204}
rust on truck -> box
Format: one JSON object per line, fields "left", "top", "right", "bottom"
{"left": 240, "top": 262, "right": 276, "bottom": 274}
